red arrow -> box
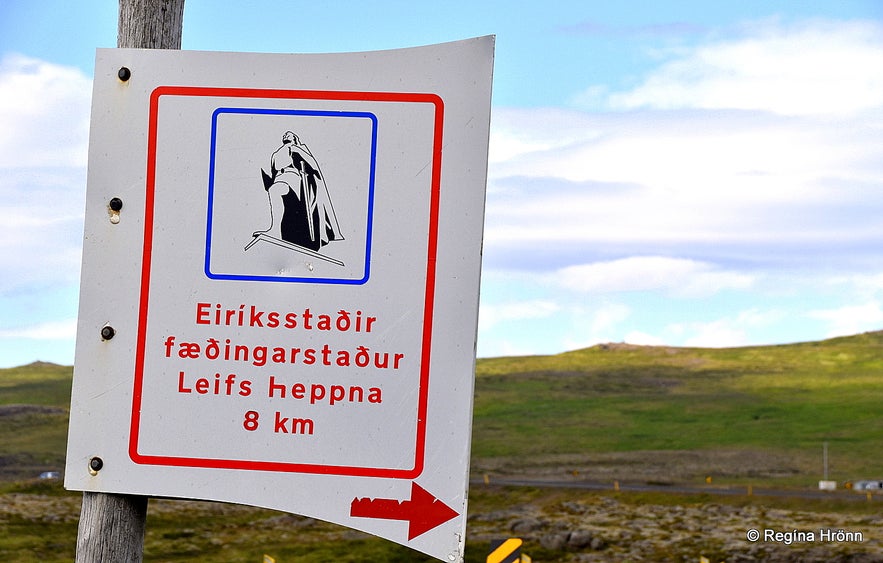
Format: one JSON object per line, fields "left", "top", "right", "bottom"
{"left": 350, "top": 482, "right": 459, "bottom": 540}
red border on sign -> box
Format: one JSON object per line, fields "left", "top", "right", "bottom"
{"left": 129, "top": 86, "right": 443, "bottom": 479}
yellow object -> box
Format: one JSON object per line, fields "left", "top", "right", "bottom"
{"left": 487, "top": 538, "right": 523, "bottom": 563}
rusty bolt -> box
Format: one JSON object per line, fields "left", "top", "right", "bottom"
{"left": 100, "top": 326, "right": 115, "bottom": 340}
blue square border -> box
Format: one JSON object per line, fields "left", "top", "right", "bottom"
{"left": 204, "top": 107, "right": 377, "bottom": 285}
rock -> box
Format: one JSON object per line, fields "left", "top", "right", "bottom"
{"left": 567, "top": 529, "right": 594, "bottom": 549}
{"left": 539, "top": 529, "right": 606, "bottom": 552}
{"left": 540, "top": 532, "right": 569, "bottom": 550}
{"left": 561, "top": 500, "right": 588, "bottom": 514}
{"left": 509, "top": 516, "right": 544, "bottom": 534}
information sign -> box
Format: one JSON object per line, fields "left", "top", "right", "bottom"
{"left": 65, "top": 37, "right": 494, "bottom": 562}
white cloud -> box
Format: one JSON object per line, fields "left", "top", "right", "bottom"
{"left": 479, "top": 17, "right": 883, "bottom": 355}
{"left": 603, "top": 19, "right": 883, "bottom": 117}
{"left": 559, "top": 302, "right": 632, "bottom": 351}
{"left": 682, "top": 323, "right": 750, "bottom": 348}
{"left": 588, "top": 302, "right": 631, "bottom": 334}
{"left": 823, "top": 273, "right": 883, "bottom": 300}
{"left": 485, "top": 18, "right": 883, "bottom": 268}
{"left": 0, "top": 170, "right": 85, "bottom": 293}
{"left": 676, "top": 308, "right": 785, "bottom": 348}
{"left": 0, "top": 56, "right": 90, "bottom": 294}
{"left": 624, "top": 331, "right": 667, "bottom": 346}
{"left": 488, "top": 107, "right": 604, "bottom": 167}
{"left": 0, "top": 54, "right": 92, "bottom": 167}
{"left": 479, "top": 299, "right": 561, "bottom": 331}
{"left": 0, "top": 58, "right": 86, "bottom": 362}
{"left": 807, "top": 301, "right": 883, "bottom": 338}
{"left": 486, "top": 108, "right": 883, "bottom": 250}
{"left": 480, "top": 339, "right": 542, "bottom": 358}
{"left": 552, "top": 256, "right": 754, "bottom": 298}
{"left": 0, "top": 318, "right": 77, "bottom": 340}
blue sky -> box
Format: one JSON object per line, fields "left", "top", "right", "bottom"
{"left": 1, "top": 1, "right": 883, "bottom": 366}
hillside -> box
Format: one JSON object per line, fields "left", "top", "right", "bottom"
{"left": 4, "top": 333, "right": 883, "bottom": 486}
{"left": 472, "top": 331, "right": 883, "bottom": 486}
{"left": 5, "top": 337, "right": 883, "bottom": 561}
{"left": 0, "top": 362, "right": 72, "bottom": 481}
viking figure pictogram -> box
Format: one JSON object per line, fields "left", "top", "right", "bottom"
{"left": 252, "top": 131, "right": 344, "bottom": 253}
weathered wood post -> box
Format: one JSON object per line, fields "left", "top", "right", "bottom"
{"left": 74, "top": 1, "right": 184, "bottom": 561}
{"left": 117, "top": 0, "right": 185, "bottom": 51}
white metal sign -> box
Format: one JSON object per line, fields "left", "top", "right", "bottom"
{"left": 65, "top": 37, "right": 493, "bottom": 562}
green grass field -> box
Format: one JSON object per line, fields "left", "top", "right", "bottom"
{"left": 4, "top": 333, "right": 883, "bottom": 560}
{"left": 472, "top": 332, "right": 883, "bottom": 483}
{"left": 0, "top": 362, "right": 71, "bottom": 481}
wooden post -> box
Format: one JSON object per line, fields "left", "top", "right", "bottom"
{"left": 76, "top": 493, "right": 149, "bottom": 562}
{"left": 74, "top": 2, "right": 184, "bottom": 561}
{"left": 118, "top": 0, "right": 185, "bottom": 50}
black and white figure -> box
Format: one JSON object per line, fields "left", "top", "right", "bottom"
{"left": 247, "top": 131, "right": 344, "bottom": 260}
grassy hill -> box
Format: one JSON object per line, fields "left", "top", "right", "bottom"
{"left": 0, "top": 362, "right": 71, "bottom": 481}
{"left": 4, "top": 333, "right": 883, "bottom": 484}
{"left": 5, "top": 335, "right": 883, "bottom": 561}
{"left": 472, "top": 331, "right": 883, "bottom": 485}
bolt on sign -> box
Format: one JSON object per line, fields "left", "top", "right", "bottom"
{"left": 65, "top": 37, "right": 494, "bottom": 562}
